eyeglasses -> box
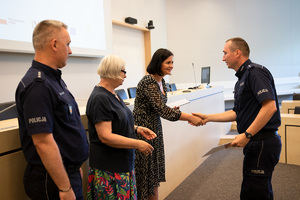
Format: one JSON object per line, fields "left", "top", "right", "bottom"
{"left": 121, "top": 70, "right": 127, "bottom": 74}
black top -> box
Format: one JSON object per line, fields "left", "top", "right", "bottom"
{"left": 233, "top": 59, "right": 281, "bottom": 133}
{"left": 86, "top": 86, "right": 135, "bottom": 172}
{"left": 15, "top": 60, "right": 89, "bottom": 166}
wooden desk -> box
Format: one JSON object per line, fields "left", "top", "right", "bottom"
{"left": 281, "top": 100, "right": 300, "bottom": 114}
{"left": 278, "top": 113, "right": 300, "bottom": 165}
{"left": 0, "top": 118, "right": 28, "bottom": 200}
{"left": 0, "top": 114, "right": 89, "bottom": 200}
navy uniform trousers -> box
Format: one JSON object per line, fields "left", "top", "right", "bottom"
{"left": 24, "top": 164, "right": 83, "bottom": 200}
{"left": 241, "top": 134, "right": 281, "bottom": 200}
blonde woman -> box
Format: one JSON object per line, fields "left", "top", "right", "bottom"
{"left": 86, "top": 55, "right": 156, "bottom": 199}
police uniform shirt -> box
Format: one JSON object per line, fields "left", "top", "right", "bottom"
{"left": 233, "top": 59, "right": 281, "bottom": 133}
{"left": 15, "top": 60, "right": 89, "bottom": 166}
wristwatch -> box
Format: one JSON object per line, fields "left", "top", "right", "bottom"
{"left": 244, "top": 131, "right": 253, "bottom": 139}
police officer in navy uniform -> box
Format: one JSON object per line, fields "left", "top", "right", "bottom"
{"left": 193, "top": 37, "right": 281, "bottom": 200}
{"left": 15, "top": 20, "right": 89, "bottom": 200}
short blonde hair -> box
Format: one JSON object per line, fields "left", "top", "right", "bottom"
{"left": 97, "top": 55, "right": 125, "bottom": 79}
{"left": 33, "top": 20, "right": 68, "bottom": 51}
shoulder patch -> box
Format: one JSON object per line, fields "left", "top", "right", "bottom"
{"left": 247, "top": 63, "right": 264, "bottom": 70}
{"left": 34, "top": 71, "right": 45, "bottom": 82}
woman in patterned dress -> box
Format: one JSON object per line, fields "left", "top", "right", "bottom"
{"left": 86, "top": 55, "right": 157, "bottom": 200}
{"left": 133, "top": 48, "right": 204, "bottom": 200}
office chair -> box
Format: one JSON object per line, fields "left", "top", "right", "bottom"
{"left": 170, "top": 83, "right": 177, "bottom": 91}
{"left": 293, "top": 93, "right": 300, "bottom": 100}
{"left": 127, "top": 87, "right": 137, "bottom": 98}
{"left": 115, "top": 89, "right": 128, "bottom": 100}
{"left": 295, "top": 106, "right": 300, "bottom": 114}
{"left": 165, "top": 83, "right": 170, "bottom": 92}
{"left": 0, "top": 101, "right": 17, "bottom": 121}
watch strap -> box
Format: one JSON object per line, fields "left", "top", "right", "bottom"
{"left": 244, "top": 131, "right": 252, "bottom": 139}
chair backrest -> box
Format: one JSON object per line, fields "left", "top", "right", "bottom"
{"left": 127, "top": 87, "right": 137, "bottom": 98}
{"left": 165, "top": 83, "right": 170, "bottom": 92}
{"left": 0, "top": 101, "right": 17, "bottom": 121}
{"left": 295, "top": 106, "right": 300, "bottom": 114}
{"left": 293, "top": 93, "right": 300, "bottom": 100}
{"left": 170, "top": 83, "right": 177, "bottom": 91}
{"left": 115, "top": 89, "right": 128, "bottom": 100}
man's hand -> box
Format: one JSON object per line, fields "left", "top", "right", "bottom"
{"left": 188, "top": 115, "right": 206, "bottom": 126}
{"left": 59, "top": 188, "right": 76, "bottom": 200}
{"left": 226, "top": 133, "right": 250, "bottom": 148}
{"left": 192, "top": 113, "right": 209, "bottom": 124}
{"left": 32, "top": 133, "right": 76, "bottom": 200}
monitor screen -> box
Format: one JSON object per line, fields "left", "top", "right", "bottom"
{"left": 201, "top": 66, "right": 210, "bottom": 84}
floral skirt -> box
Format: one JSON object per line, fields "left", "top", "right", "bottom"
{"left": 87, "top": 167, "right": 137, "bottom": 200}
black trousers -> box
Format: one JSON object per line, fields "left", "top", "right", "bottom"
{"left": 241, "top": 134, "right": 281, "bottom": 200}
{"left": 23, "top": 164, "right": 83, "bottom": 200}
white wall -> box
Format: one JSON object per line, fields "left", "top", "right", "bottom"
{"left": 166, "top": 0, "right": 300, "bottom": 87}
{"left": 111, "top": 0, "right": 170, "bottom": 92}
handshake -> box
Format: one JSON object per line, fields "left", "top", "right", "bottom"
{"left": 188, "top": 112, "right": 208, "bottom": 127}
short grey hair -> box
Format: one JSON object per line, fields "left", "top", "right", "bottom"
{"left": 32, "top": 20, "right": 68, "bottom": 51}
{"left": 226, "top": 37, "right": 250, "bottom": 57}
{"left": 97, "top": 55, "right": 125, "bottom": 79}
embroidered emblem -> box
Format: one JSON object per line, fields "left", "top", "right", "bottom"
{"left": 29, "top": 116, "right": 47, "bottom": 124}
{"left": 257, "top": 89, "right": 268, "bottom": 95}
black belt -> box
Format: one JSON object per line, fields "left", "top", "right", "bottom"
{"left": 29, "top": 163, "right": 81, "bottom": 174}
{"left": 251, "top": 130, "right": 278, "bottom": 141}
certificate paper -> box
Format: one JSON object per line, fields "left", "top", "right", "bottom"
{"left": 202, "top": 143, "right": 231, "bottom": 157}
{"left": 167, "top": 98, "right": 190, "bottom": 108}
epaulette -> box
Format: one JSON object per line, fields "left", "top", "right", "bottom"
{"left": 247, "top": 63, "right": 264, "bottom": 70}
{"left": 34, "top": 71, "right": 45, "bottom": 82}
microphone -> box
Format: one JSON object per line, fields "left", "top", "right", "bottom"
{"left": 192, "top": 63, "right": 197, "bottom": 88}
{"left": 188, "top": 63, "right": 199, "bottom": 89}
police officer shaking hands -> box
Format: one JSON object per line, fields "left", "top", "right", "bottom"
{"left": 193, "top": 37, "right": 281, "bottom": 200}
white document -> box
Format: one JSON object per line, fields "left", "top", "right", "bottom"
{"left": 167, "top": 98, "right": 190, "bottom": 108}
{"left": 202, "top": 143, "right": 231, "bottom": 157}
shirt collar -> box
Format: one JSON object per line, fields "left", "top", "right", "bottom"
{"left": 32, "top": 60, "right": 62, "bottom": 80}
{"left": 235, "top": 59, "right": 252, "bottom": 79}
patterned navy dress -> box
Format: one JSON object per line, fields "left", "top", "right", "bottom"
{"left": 133, "top": 75, "right": 181, "bottom": 199}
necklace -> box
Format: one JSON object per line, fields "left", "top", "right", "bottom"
{"left": 96, "top": 83, "right": 119, "bottom": 99}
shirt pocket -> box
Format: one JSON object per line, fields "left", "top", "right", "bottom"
{"left": 57, "top": 95, "right": 76, "bottom": 122}
{"left": 235, "top": 83, "right": 246, "bottom": 108}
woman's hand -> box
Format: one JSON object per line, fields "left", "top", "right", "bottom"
{"left": 137, "top": 140, "right": 154, "bottom": 156}
{"left": 189, "top": 115, "right": 206, "bottom": 126}
{"left": 192, "top": 113, "right": 209, "bottom": 124}
{"left": 136, "top": 126, "right": 157, "bottom": 140}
